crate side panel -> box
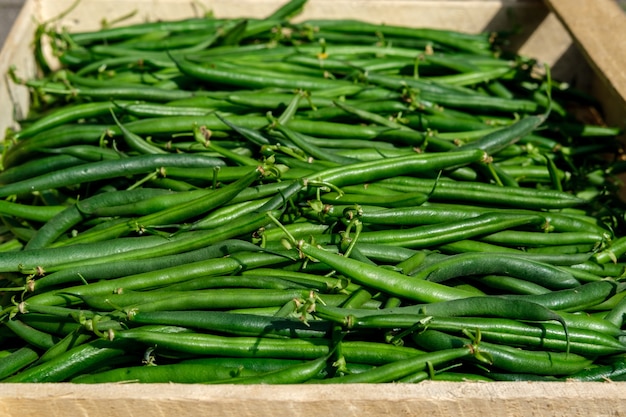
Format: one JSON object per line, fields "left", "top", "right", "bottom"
{"left": 0, "top": 0, "right": 40, "bottom": 137}
{"left": 545, "top": 0, "right": 626, "bottom": 130}
{"left": 2, "top": 382, "right": 626, "bottom": 417}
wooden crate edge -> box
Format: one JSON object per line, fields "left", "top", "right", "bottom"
{"left": 544, "top": 0, "right": 626, "bottom": 129}
{"left": 2, "top": 381, "right": 626, "bottom": 417}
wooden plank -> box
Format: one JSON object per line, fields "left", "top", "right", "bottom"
{"left": 544, "top": 0, "right": 626, "bottom": 129}
{"left": 2, "top": 382, "right": 626, "bottom": 417}
{"left": 0, "top": 0, "right": 37, "bottom": 137}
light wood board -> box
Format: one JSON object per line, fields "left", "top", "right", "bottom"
{"left": 1, "top": 381, "right": 626, "bottom": 417}
{"left": 545, "top": 0, "right": 626, "bottom": 128}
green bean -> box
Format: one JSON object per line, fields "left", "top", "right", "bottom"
{"left": 0, "top": 154, "right": 226, "bottom": 198}
{"left": 116, "top": 102, "right": 222, "bottom": 118}
{"left": 314, "top": 348, "right": 470, "bottom": 383}
{"left": 0, "top": 155, "right": 84, "bottom": 184}
{"left": 412, "top": 329, "right": 593, "bottom": 376}
{"left": 265, "top": 0, "right": 307, "bottom": 20}
{"left": 303, "top": 20, "right": 493, "bottom": 54}
{"left": 332, "top": 212, "right": 544, "bottom": 249}
{"left": 172, "top": 55, "right": 356, "bottom": 91}
{"left": 378, "top": 177, "right": 587, "bottom": 209}
{"left": 270, "top": 122, "right": 361, "bottom": 165}
{"left": 348, "top": 314, "right": 625, "bottom": 356}
{"left": 310, "top": 149, "right": 486, "bottom": 187}
{"left": 471, "top": 275, "right": 551, "bottom": 296}
{"left": 0, "top": 200, "right": 65, "bottom": 223}
{"left": 129, "top": 310, "right": 331, "bottom": 339}
{"left": 49, "top": 166, "right": 261, "bottom": 246}
{"left": 179, "top": 357, "right": 311, "bottom": 375}
{"left": 241, "top": 268, "right": 360, "bottom": 294}
{"left": 566, "top": 357, "right": 626, "bottom": 381}
{"left": 2, "top": 124, "right": 111, "bottom": 169}
{"left": 604, "top": 294, "right": 626, "bottom": 328}
{"left": 25, "top": 251, "right": 291, "bottom": 306}
{"left": 423, "top": 66, "right": 515, "bottom": 87}
{"left": 39, "top": 145, "right": 124, "bottom": 161}
{"left": 184, "top": 198, "right": 272, "bottom": 231}
{"left": 293, "top": 239, "right": 476, "bottom": 303}
{"left": 455, "top": 111, "right": 548, "bottom": 155}
{"left": 27, "top": 81, "right": 202, "bottom": 103}
{"left": 2, "top": 339, "right": 131, "bottom": 382}
{"left": 0, "top": 347, "right": 39, "bottom": 380}
{"left": 4, "top": 319, "right": 58, "bottom": 350}
{"left": 110, "top": 110, "right": 167, "bottom": 155}
{"left": 71, "top": 362, "right": 260, "bottom": 384}
{"left": 32, "top": 239, "right": 277, "bottom": 292}
{"left": 595, "top": 236, "right": 626, "bottom": 264}
{"left": 160, "top": 274, "right": 311, "bottom": 292}
{"left": 417, "top": 297, "right": 568, "bottom": 335}
{"left": 480, "top": 230, "right": 605, "bottom": 248}
{"left": 412, "top": 252, "right": 581, "bottom": 290}
{"left": 227, "top": 92, "right": 334, "bottom": 112}
{"left": 37, "top": 330, "right": 94, "bottom": 364}
{"left": 13, "top": 102, "right": 127, "bottom": 140}
{"left": 77, "top": 288, "right": 312, "bottom": 313}
{"left": 45, "top": 209, "right": 275, "bottom": 273}
{"left": 0, "top": 233, "right": 170, "bottom": 273}
{"left": 362, "top": 72, "right": 539, "bottom": 113}
{"left": 67, "top": 18, "right": 228, "bottom": 45}
{"left": 26, "top": 187, "right": 173, "bottom": 250}
{"left": 558, "top": 311, "right": 623, "bottom": 337}
{"left": 215, "top": 353, "right": 332, "bottom": 384}
{"left": 113, "top": 327, "right": 423, "bottom": 365}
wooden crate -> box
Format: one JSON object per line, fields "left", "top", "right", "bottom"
{"left": 0, "top": 1, "right": 626, "bottom": 416}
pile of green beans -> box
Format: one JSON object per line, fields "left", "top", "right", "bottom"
{"left": 2, "top": 0, "right": 626, "bottom": 384}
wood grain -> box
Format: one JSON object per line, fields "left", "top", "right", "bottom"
{"left": 2, "top": 382, "right": 626, "bottom": 417}
{"left": 544, "top": 0, "right": 626, "bottom": 128}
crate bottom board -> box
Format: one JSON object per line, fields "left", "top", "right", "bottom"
{"left": 1, "top": 381, "right": 626, "bottom": 416}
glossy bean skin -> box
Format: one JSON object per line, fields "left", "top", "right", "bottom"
{"left": 49, "top": 167, "right": 262, "bottom": 246}
{"left": 71, "top": 363, "right": 261, "bottom": 384}
{"left": 499, "top": 280, "right": 619, "bottom": 312}
{"left": 566, "top": 357, "right": 626, "bottom": 381}
{"left": 345, "top": 314, "right": 625, "bottom": 356}
{"left": 79, "top": 288, "right": 313, "bottom": 313}
{"left": 208, "top": 353, "right": 331, "bottom": 384}
{"left": 113, "top": 327, "right": 424, "bottom": 365}
{"left": 128, "top": 310, "right": 332, "bottom": 339}
{"left": 296, "top": 241, "right": 477, "bottom": 303}
{"left": 455, "top": 112, "right": 548, "bottom": 155}
{"left": 4, "top": 320, "right": 58, "bottom": 350}
{"left": 31, "top": 240, "right": 265, "bottom": 292}
{"left": 2, "top": 340, "right": 131, "bottom": 383}
{"left": 378, "top": 177, "right": 587, "bottom": 209}
{"left": 13, "top": 102, "right": 128, "bottom": 140}
{"left": 319, "top": 212, "right": 546, "bottom": 249}
{"left": 412, "top": 252, "right": 581, "bottom": 290}
{"left": 26, "top": 188, "right": 173, "bottom": 250}
{"left": 313, "top": 348, "right": 470, "bottom": 384}
{"left": 0, "top": 348, "right": 39, "bottom": 380}
{"left": 25, "top": 251, "right": 292, "bottom": 306}
{"left": 14, "top": 210, "right": 276, "bottom": 274}
{"left": 412, "top": 330, "right": 593, "bottom": 376}
{"left": 0, "top": 200, "right": 64, "bottom": 223}
{"left": 0, "top": 154, "right": 226, "bottom": 198}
